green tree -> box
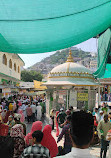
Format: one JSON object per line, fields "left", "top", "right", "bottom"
{"left": 21, "top": 70, "right": 43, "bottom": 82}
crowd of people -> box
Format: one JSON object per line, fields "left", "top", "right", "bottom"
{"left": 0, "top": 97, "right": 95, "bottom": 158}
{"left": 1, "top": 94, "right": 111, "bottom": 158}
{"left": 0, "top": 94, "right": 47, "bottom": 158}
{"left": 101, "top": 92, "right": 111, "bottom": 101}
{"left": 92, "top": 102, "right": 111, "bottom": 158}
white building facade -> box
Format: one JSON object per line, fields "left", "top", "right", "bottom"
{"left": 0, "top": 52, "right": 25, "bottom": 97}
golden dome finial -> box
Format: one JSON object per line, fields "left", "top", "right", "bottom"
{"left": 66, "top": 49, "right": 74, "bottom": 62}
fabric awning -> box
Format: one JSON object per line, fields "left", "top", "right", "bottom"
{"left": 0, "top": 0, "right": 111, "bottom": 53}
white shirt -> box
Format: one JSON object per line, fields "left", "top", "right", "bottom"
{"left": 20, "top": 104, "right": 26, "bottom": 111}
{"left": 31, "top": 104, "right": 36, "bottom": 113}
{"left": 97, "top": 115, "right": 104, "bottom": 122}
{"left": 55, "top": 147, "right": 96, "bottom": 158}
{"left": 36, "top": 105, "right": 42, "bottom": 113}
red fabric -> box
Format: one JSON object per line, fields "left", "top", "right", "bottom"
{"left": 55, "top": 111, "right": 59, "bottom": 137}
{"left": 3, "top": 111, "right": 10, "bottom": 123}
{"left": 0, "top": 123, "right": 9, "bottom": 136}
{"left": 25, "top": 121, "right": 42, "bottom": 146}
{"left": 18, "top": 109, "right": 25, "bottom": 123}
{"left": 94, "top": 120, "right": 98, "bottom": 127}
{"left": 94, "top": 116, "right": 98, "bottom": 127}
{"left": 108, "top": 129, "right": 111, "bottom": 133}
{"left": 18, "top": 101, "right": 22, "bottom": 106}
{"left": 41, "top": 125, "right": 58, "bottom": 158}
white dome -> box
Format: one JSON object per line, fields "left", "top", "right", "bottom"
{"left": 50, "top": 62, "right": 91, "bottom": 74}
{"left": 45, "top": 50, "right": 98, "bottom": 86}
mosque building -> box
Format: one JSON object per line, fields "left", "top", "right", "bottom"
{"left": 44, "top": 50, "right": 99, "bottom": 116}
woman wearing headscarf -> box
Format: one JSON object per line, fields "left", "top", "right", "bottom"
{"left": 0, "top": 117, "right": 9, "bottom": 136}
{"left": 25, "top": 121, "right": 43, "bottom": 146}
{"left": 3, "top": 110, "right": 10, "bottom": 123}
{"left": 10, "top": 124, "right": 25, "bottom": 158}
{"left": 18, "top": 109, "right": 25, "bottom": 123}
{"left": 7, "top": 115, "right": 15, "bottom": 133}
{"left": 9, "top": 103, "right": 13, "bottom": 111}
{"left": 14, "top": 113, "right": 26, "bottom": 136}
{"left": 41, "top": 125, "right": 58, "bottom": 158}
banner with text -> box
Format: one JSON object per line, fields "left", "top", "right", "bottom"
{"left": 77, "top": 93, "right": 88, "bottom": 101}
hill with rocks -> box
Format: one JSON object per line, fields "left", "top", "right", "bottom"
{"left": 27, "top": 47, "right": 96, "bottom": 75}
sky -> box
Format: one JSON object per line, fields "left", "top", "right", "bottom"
{"left": 19, "top": 38, "right": 97, "bottom": 68}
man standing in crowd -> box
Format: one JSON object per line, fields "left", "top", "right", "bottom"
{"left": 31, "top": 101, "right": 36, "bottom": 122}
{"left": 97, "top": 110, "right": 104, "bottom": 122}
{"left": 21, "top": 130, "right": 50, "bottom": 158}
{"left": 57, "top": 115, "right": 72, "bottom": 154}
{"left": 36, "top": 103, "right": 42, "bottom": 120}
{"left": 20, "top": 102, "right": 26, "bottom": 118}
{"left": 26, "top": 104, "right": 32, "bottom": 123}
{"left": 97, "top": 114, "right": 111, "bottom": 158}
{"left": 56, "top": 110, "right": 95, "bottom": 158}
{"left": 57, "top": 108, "right": 67, "bottom": 132}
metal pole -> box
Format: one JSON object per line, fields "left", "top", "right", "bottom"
{"left": 67, "top": 90, "right": 68, "bottom": 109}
{"left": 98, "top": 86, "right": 100, "bottom": 107}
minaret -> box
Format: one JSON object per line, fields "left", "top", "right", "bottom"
{"left": 66, "top": 49, "right": 74, "bottom": 62}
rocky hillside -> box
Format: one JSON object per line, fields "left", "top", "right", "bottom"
{"left": 27, "top": 47, "right": 94, "bottom": 74}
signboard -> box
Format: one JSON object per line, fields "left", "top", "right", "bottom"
{"left": 77, "top": 93, "right": 88, "bottom": 101}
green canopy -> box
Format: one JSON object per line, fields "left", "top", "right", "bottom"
{"left": 0, "top": 0, "right": 111, "bottom": 53}
{"left": 102, "top": 64, "right": 111, "bottom": 78}
{"left": 93, "top": 28, "right": 111, "bottom": 79}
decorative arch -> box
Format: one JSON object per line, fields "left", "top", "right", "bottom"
{"left": 3, "top": 54, "right": 7, "bottom": 65}
{"left": 9, "top": 59, "right": 12, "bottom": 69}
{"left": 18, "top": 66, "right": 20, "bottom": 73}
{"left": 14, "top": 63, "right": 16, "bottom": 71}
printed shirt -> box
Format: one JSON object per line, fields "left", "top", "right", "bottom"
{"left": 57, "top": 123, "right": 72, "bottom": 147}
{"left": 20, "top": 144, "right": 50, "bottom": 158}
{"left": 13, "top": 137, "right": 25, "bottom": 158}
{"left": 26, "top": 107, "right": 32, "bottom": 116}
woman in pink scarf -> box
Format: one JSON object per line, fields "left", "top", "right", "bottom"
{"left": 41, "top": 125, "right": 58, "bottom": 158}
{"left": 25, "top": 121, "right": 43, "bottom": 146}
{"left": 18, "top": 109, "right": 24, "bottom": 123}
{"left": 18, "top": 101, "right": 22, "bottom": 107}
